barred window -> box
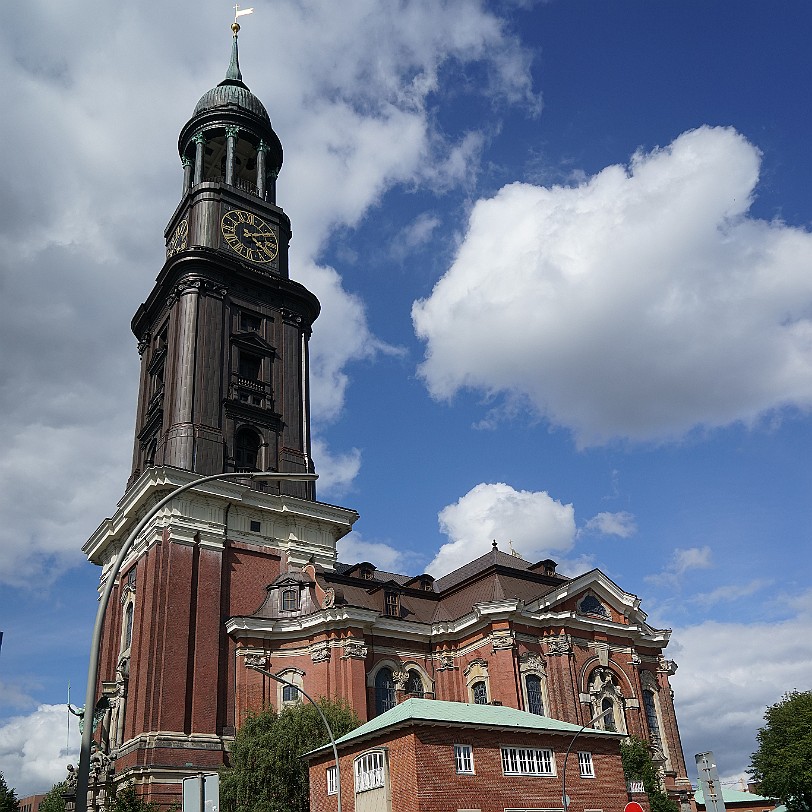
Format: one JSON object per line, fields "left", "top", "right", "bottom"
{"left": 501, "top": 747, "right": 555, "bottom": 776}
{"left": 354, "top": 751, "right": 385, "bottom": 793}
{"left": 526, "top": 674, "right": 544, "bottom": 715}
{"left": 472, "top": 681, "right": 488, "bottom": 704}
{"left": 578, "top": 751, "right": 595, "bottom": 778}
{"left": 454, "top": 744, "right": 474, "bottom": 774}
{"left": 326, "top": 766, "right": 338, "bottom": 795}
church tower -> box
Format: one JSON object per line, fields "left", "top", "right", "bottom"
{"left": 83, "top": 26, "right": 358, "bottom": 804}
{"left": 128, "top": 24, "right": 316, "bottom": 500}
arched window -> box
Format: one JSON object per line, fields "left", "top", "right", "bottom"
{"left": 235, "top": 428, "right": 261, "bottom": 471}
{"left": 643, "top": 690, "right": 661, "bottom": 744}
{"left": 282, "top": 684, "right": 299, "bottom": 703}
{"left": 405, "top": 671, "right": 424, "bottom": 697}
{"left": 375, "top": 668, "right": 396, "bottom": 715}
{"left": 526, "top": 674, "right": 544, "bottom": 715}
{"left": 602, "top": 697, "right": 617, "bottom": 731}
{"left": 277, "top": 669, "right": 304, "bottom": 707}
{"left": 472, "top": 681, "right": 488, "bottom": 705}
{"left": 123, "top": 602, "right": 134, "bottom": 651}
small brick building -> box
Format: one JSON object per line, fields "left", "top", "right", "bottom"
{"left": 307, "top": 698, "right": 635, "bottom": 812}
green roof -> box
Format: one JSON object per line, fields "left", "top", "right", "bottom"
{"left": 306, "top": 698, "right": 621, "bottom": 758}
{"left": 695, "top": 788, "right": 775, "bottom": 805}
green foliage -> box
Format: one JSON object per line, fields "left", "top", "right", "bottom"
{"left": 749, "top": 690, "right": 812, "bottom": 812}
{"left": 38, "top": 782, "right": 68, "bottom": 812}
{"left": 220, "top": 697, "right": 360, "bottom": 812}
{"left": 0, "top": 773, "right": 19, "bottom": 812}
{"left": 110, "top": 785, "right": 159, "bottom": 812}
{"left": 621, "top": 737, "right": 679, "bottom": 812}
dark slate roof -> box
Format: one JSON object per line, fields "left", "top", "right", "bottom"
{"left": 434, "top": 546, "right": 534, "bottom": 591}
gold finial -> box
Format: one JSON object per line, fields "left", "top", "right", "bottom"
{"left": 232, "top": 22, "right": 240, "bottom": 34}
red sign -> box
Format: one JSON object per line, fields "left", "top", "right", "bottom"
{"left": 625, "top": 803, "right": 645, "bottom": 812}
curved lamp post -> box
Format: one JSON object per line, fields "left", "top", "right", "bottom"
{"left": 75, "top": 470, "right": 318, "bottom": 812}
{"left": 561, "top": 707, "right": 613, "bottom": 812}
{"left": 246, "top": 664, "right": 343, "bottom": 812}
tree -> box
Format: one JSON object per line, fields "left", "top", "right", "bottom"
{"left": 109, "top": 784, "right": 159, "bottom": 812}
{"left": 38, "top": 782, "right": 68, "bottom": 812}
{"left": 621, "top": 737, "right": 679, "bottom": 812}
{"left": 220, "top": 697, "right": 360, "bottom": 812}
{"left": 749, "top": 690, "right": 812, "bottom": 812}
{"left": 0, "top": 773, "right": 19, "bottom": 812}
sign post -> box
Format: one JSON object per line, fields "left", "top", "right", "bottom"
{"left": 696, "top": 752, "right": 726, "bottom": 812}
{"left": 182, "top": 773, "right": 219, "bottom": 812}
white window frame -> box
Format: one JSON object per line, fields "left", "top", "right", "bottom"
{"left": 578, "top": 751, "right": 595, "bottom": 778}
{"left": 455, "top": 743, "right": 475, "bottom": 774}
{"left": 501, "top": 747, "right": 556, "bottom": 777}
{"left": 326, "top": 765, "right": 338, "bottom": 796}
{"left": 354, "top": 750, "right": 385, "bottom": 793}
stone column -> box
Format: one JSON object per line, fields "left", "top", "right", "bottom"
{"left": 267, "top": 166, "right": 279, "bottom": 204}
{"left": 225, "top": 126, "right": 240, "bottom": 186}
{"left": 182, "top": 156, "right": 193, "bottom": 195}
{"left": 256, "top": 139, "right": 269, "bottom": 198}
{"left": 193, "top": 132, "right": 206, "bottom": 186}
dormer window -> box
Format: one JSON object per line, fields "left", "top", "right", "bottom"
{"left": 384, "top": 591, "right": 400, "bottom": 617}
{"left": 360, "top": 567, "right": 373, "bottom": 580}
{"left": 281, "top": 588, "right": 298, "bottom": 612}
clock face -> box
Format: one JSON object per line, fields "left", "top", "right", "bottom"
{"left": 166, "top": 219, "right": 188, "bottom": 257}
{"left": 221, "top": 209, "right": 279, "bottom": 264}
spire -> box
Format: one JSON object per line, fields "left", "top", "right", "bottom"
{"left": 226, "top": 25, "right": 243, "bottom": 82}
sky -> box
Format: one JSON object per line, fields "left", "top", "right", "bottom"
{"left": 1, "top": 0, "right": 811, "bottom": 798}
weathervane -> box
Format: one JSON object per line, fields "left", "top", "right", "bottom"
{"left": 232, "top": 4, "right": 254, "bottom": 34}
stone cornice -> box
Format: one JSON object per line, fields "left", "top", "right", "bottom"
{"left": 83, "top": 465, "right": 358, "bottom": 565}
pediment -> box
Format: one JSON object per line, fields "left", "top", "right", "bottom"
{"left": 231, "top": 331, "right": 276, "bottom": 354}
{"left": 525, "top": 568, "right": 657, "bottom": 632}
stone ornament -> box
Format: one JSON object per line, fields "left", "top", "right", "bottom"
{"left": 244, "top": 653, "right": 268, "bottom": 669}
{"left": 341, "top": 639, "right": 367, "bottom": 659}
{"left": 438, "top": 654, "right": 455, "bottom": 670}
{"left": 392, "top": 671, "right": 409, "bottom": 690}
{"left": 322, "top": 588, "right": 335, "bottom": 609}
{"left": 309, "top": 643, "right": 331, "bottom": 663}
{"left": 492, "top": 630, "right": 515, "bottom": 651}
{"left": 545, "top": 633, "right": 572, "bottom": 656}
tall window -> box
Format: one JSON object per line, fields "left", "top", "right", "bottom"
{"left": 643, "top": 689, "right": 661, "bottom": 744}
{"left": 602, "top": 698, "right": 617, "bottom": 732}
{"left": 578, "top": 751, "right": 595, "bottom": 778}
{"left": 281, "top": 589, "right": 298, "bottom": 612}
{"left": 526, "top": 674, "right": 544, "bottom": 715}
{"left": 454, "top": 744, "right": 474, "bottom": 774}
{"left": 405, "top": 670, "right": 424, "bottom": 697}
{"left": 326, "top": 766, "right": 338, "bottom": 796}
{"left": 354, "top": 751, "right": 385, "bottom": 793}
{"left": 384, "top": 591, "right": 400, "bottom": 617}
{"left": 235, "top": 428, "right": 261, "bottom": 470}
{"left": 472, "top": 681, "right": 488, "bottom": 705}
{"left": 123, "top": 602, "right": 134, "bottom": 650}
{"left": 282, "top": 684, "right": 298, "bottom": 703}
{"left": 375, "top": 668, "right": 396, "bottom": 715}
{"left": 238, "top": 351, "right": 262, "bottom": 381}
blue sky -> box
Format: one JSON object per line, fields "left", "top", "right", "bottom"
{"left": 1, "top": 0, "right": 811, "bottom": 797}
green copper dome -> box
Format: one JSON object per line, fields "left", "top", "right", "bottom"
{"left": 192, "top": 32, "right": 270, "bottom": 125}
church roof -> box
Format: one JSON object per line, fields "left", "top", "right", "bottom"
{"left": 305, "top": 697, "right": 622, "bottom": 757}
{"left": 434, "top": 544, "right": 535, "bottom": 591}
{"left": 192, "top": 32, "right": 271, "bottom": 125}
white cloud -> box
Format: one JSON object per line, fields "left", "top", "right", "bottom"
{"left": 337, "top": 532, "right": 412, "bottom": 573}
{"left": 689, "top": 579, "right": 773, "bottom": 608}
{"left": 582, "top": 510, "right": 637, "bottom": 538}
{"left": 670, "top": 592, "right": 812, "bottom": 782}
{"left": 413, "top": 126, "right": 812, "bottom": 447}
{"left": 427, "top": 482, "right": 576, "bottom": 576}
{"left": 391, "top": 213, "right": 443, "bottom": 261}
{"left": 0, "top": 0, "right": 536, "bottom": 584}
{"left": 0, "top": 704, "right": 79, "bottom": 797}
{"left": 311, "top": 437, "right": 362, "bottom": 499}
{"left": 646, "top": 546, "right": 713, "bottom": 586}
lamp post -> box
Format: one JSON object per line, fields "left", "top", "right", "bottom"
{"left": 246, "top": 664, "right": 343, "bottom": 812}
{"left": 561, "top": 707, "right": 612, "bottom": 812}
{"left": 75, "top": 470, "right": 318, "bottom": 812}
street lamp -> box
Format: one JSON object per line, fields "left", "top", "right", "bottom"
{"left": 246, "top": 664, "right": 343, "bottom": 812}
{"left": 75, "top": 470, "right": 318, "bottom": 812}
{"left": 561, "top": 707, "right": 613, "bottom": 812}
